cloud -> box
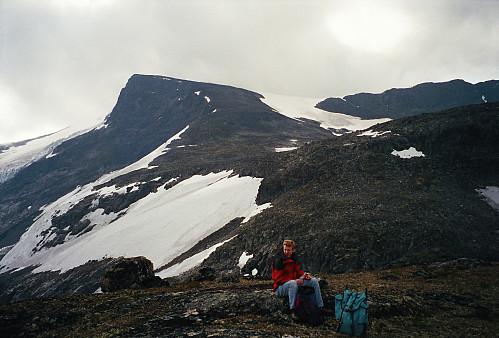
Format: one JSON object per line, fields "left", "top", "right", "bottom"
{"left": 1, "top": 0, "right": 498, "bottom": 144}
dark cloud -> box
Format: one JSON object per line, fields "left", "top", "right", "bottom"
{"left": 1, "top": 0, "right": 498, "bottom": 143}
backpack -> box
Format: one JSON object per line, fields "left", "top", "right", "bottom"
{"left": 335, "top": 287, "right": 369, "bottom": 336}
{"left": 296, "top": 286, "right": 324, "bottom": 326}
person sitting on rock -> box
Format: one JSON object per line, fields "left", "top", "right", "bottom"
{"left": 271, "top": 239, "right": 324, "bottom": 321}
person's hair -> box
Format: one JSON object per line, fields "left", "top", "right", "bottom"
{"left": 282, "top": 239, "right": 295, "bottom": 249}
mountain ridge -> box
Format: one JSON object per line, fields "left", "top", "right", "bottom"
{"left": 316, "top": 79, "right": 499, "bottom": 119}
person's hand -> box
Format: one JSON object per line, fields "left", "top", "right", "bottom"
{"left": 296, "top": 278, "right": 304, "bottom": 286}
{"left": 304, "top": 273, "right": 311, "bottom": 280}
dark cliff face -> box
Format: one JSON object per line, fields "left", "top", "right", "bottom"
{"left": 316, "top": 79, "right": 499, "bottom": 119}
{"left": 204, "top": 102, "right": 499, "bottom": 276}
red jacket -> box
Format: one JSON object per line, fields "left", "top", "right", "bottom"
{"left": 271, "top": 251, "right": 304, "bottom": 291}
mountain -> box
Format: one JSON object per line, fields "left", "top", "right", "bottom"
{"left": 0, "top": 75, "right": 334, "bottom": 251}
{"left": 0, "top": 74, "right": 385, "bottom": 254}
{"left": 316, "top": 79, "right": 499, "bottom": 119}
{"left": 0, "top": 75, "right": 497, "bottom": 303}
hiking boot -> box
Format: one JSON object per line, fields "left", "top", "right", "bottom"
{"left": 290, "top": 309, "right": 299, "bottom": 321}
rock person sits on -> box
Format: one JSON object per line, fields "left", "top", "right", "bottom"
{"left": 271, "top": 239, "right": 325, "bottom": 321}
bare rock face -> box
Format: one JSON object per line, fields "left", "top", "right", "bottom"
{"left": 101, "top": 256, "right": 167, "bottom": 292}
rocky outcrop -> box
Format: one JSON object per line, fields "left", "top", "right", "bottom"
{"left": 101, "top": 256, "right": 167, "bottom": 292}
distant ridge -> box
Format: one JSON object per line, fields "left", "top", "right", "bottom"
{"left": 316, "top": 79, "right": 499, "bottom": 119}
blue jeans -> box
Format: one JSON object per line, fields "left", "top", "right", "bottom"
{"left": 274, "top": 277, "right": 324, "bottom": 309}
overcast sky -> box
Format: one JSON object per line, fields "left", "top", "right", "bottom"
{"left": 1, "top": 0, "right": 498, "bottom": 144}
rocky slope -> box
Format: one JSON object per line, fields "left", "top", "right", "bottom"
{"left": 204, "top": 102, "right": 499, "bottom": 276}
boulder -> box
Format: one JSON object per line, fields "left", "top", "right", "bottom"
{"left": 101, "top": 256, "right": 167, "bottom": 292}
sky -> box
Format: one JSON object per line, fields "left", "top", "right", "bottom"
{"left": 1, "top": 0, "right": 499, "bottom": 144}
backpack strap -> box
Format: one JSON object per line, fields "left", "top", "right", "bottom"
{"left": 350, "top": 293, "right": 359, "bottom": 335}
{"left": 337, "top": 291, "right": 352, "bottom": 332}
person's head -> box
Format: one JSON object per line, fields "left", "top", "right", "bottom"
{"left": 282, "top": 239, "right": 295, "bottom": 258}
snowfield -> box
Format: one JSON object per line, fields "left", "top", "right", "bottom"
{"left": 260, "top": 92, "right": 391, "bottom": 134}
{"left": 0, "top": 126, "right": 92, "bottom": 183}
{"left": 0, "top": 124, "right": 270, "bottom": 277}
{"left": 0, "top": 171, "right": 268, "bottom": 275}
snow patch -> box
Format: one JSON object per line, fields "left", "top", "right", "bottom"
{"left": 391, "top": 147, "right": 425, "bottom": 159}
{"left": 260, "top": 92, "right": 390, "bottom": 133}
{"left": 98, "top": 182, "right": 141, "bottom": 197}
{"left": 243, "top": 268, "right": 258, "bottom": 277}
{"left": 194, "top": 91, "right": 211, "bottom": 103}
{"left": 121, "top": 125, "right": 189, "bottom": 172}
{"left": 275, "top": 147, "right": 298, "bottom": 152}
{"left": 477, "top": 186, "right": 499, "bottom": 211}
{"left": 358, "top": 130, "right": 391, "bottom": 138}
{"left": 157, "top": 237, "right": 235, "bottom": 278}
{"left": 238, "top": 251, "right": 254, "bottom": 269}
{"left": 0, "top": 245, "right": 15, "bottom": 257}
{"left": 95, "top": 123, "right": 108, "bottom": 130}
{"left": 81, "top": 209, "right": 119, "bottom": 228}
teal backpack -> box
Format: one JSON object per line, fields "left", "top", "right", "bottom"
{"left": 335, "top": 286, "right": 369, "bottom": 336}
